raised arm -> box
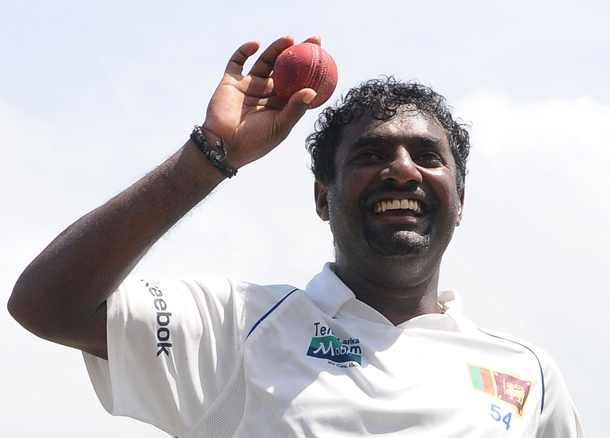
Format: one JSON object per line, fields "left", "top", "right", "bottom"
{"left": 7, "top": 36, "right": 321, "bottom": 359}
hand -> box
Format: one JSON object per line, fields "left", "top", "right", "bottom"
{"left": 202, "top": 35, "right": 322, "bottom": 168}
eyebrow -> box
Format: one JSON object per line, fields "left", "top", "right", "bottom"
{"left": 350, "top": 132, "right": 446, "bottom": 151}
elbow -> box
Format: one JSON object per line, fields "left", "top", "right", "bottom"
{"left": 8, "top": 262, "right": 109, "bottom": 357}
{"left": 8, "top": 268, "right": 59, "bottom": 340}
{"left": 8, "top": 271, "right": 108, "bottom": 356}
{"left": 8, "top": 277, "right": 40, "bottom": 334}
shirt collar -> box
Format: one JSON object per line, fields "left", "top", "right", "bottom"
{"left": 305, "top": 263, "right": 475, "bottom": 332}
{"left": 305, "top": 262, "right": 355, "bottom": 317}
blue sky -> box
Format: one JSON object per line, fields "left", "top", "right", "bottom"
{"left": 2, "top": 1, "right": 608, "bottom": 436}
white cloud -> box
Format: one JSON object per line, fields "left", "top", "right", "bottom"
{"left": 455, "top": 88, "right": 610, "bottom": 254}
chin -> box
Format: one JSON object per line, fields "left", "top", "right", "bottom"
{"left": 368, "top": 231, "right": 430, "bottom": 257}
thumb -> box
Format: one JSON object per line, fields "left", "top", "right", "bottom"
{"left": 299, "top": 88, "right": 318, "bottom": 106}
{"left": 275, "top": 89, "right": 317, "bottom": 132}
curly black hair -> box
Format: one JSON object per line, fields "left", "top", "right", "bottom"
{"left": 306, "top": 77, "right": 471, "bottom": 195}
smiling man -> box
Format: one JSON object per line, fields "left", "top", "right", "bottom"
{"left": 311, "top": 90, "right": 468, "bottom": 324}
{"left": 8, "top": 37, "right": 583, "bottom": 437}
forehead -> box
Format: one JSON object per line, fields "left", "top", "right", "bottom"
{"left": 338, "top": 111, "right": 450, "bottom": 153}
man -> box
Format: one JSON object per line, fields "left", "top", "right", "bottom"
{"left": 8, "top": 36, "right": 583, "bottom": 437}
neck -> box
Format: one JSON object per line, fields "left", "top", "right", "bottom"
{"left": 333, "top": 257, "right": 442, "bottom": 325}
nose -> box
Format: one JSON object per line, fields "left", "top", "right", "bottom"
{"left": 381, "top": 148, "right": 422, "bottom": 185}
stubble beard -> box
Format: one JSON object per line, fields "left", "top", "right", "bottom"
{"left": 329, "top": 208, "right": 433, "bottom": 262}
{"left": 364, "top": 226, "right": 431, "bottom": 257}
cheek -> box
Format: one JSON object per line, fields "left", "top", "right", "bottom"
{"left": 326, "top": 190, "right": 347, "bottom": 220}
{"left": 326, "top": 184, "right": 361, "bottom": 227}
{"left": 428, "top": 172, "right": 462, "bottom": 211}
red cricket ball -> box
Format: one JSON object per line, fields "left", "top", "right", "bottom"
{"left": 272, "top": 42, "right": 338, "bottom": 109}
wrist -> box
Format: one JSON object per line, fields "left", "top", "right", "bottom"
{"left": 190, "top": 125, "right": 238, "bottom": 179}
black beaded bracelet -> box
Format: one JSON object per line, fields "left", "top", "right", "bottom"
{"left": 190, "top": 125, "right": 238, "bottom": 179}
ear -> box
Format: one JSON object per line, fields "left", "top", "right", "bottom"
{"left": 455, "top": 187, "right": 465, "bottom": 227}
{"left": 314, "top": 181, "right": 330, "bottom": 221}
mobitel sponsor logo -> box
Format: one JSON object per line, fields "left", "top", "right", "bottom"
{"left": 307, "top": 322, "right": 362, "bottom": 367}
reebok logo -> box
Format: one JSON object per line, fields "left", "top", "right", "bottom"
{"left": 306, "top": 322, "right": 362, "bottom": 367}
{"left": 146, "top": 282, "right": 173, "bottom": 357}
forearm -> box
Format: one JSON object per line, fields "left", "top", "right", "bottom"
{"left": 8, "top": 140, "right": 223, "bottom": 350}
{"left": 8, "top": 36, "right": 318, "bottom": 357}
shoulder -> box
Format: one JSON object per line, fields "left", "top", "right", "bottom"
{"left": 113, "top": 275, "right": 301, "bottom": 334}
{"left": 475, "top": 327, "right": 559, "bottom": 371}
{"left": 117, "top": 275, "right": 296, "bottom": 303}
{"left": 475, "top": 328, "right": 575, "bottom": 409}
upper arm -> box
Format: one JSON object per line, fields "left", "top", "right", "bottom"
{"left": 78, "top": 301, "right": 108, "bottom": 359}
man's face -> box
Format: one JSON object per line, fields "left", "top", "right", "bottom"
{"left": 315, "top": 111, "right": 464, "bottom": 273}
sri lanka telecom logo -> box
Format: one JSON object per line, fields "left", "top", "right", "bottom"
{"left": 307, "top": 322, "right": 362, "bottom": 367}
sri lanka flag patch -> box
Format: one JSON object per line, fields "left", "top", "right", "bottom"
{"left": 467, "top": 364, "right": 532, "bottom": 416}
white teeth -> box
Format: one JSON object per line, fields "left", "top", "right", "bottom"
{"left": 374, "top": 199, "right": 422, "bottom": 214}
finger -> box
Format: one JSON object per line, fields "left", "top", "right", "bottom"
{"left": 302, "top": 35, "right": 322, "bottom": 46}
{"left": 225, "top": 40, "right": 261, "bottom": 76}
{"left": 248, "top": 35, "right": 295, "bottom": 78}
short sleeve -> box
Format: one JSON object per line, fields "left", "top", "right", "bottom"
{"left": 536, "top": 349, "right": 585, "bottom": 437}
{"left": 83, "top": 276, "right": 252, "bottom": 436}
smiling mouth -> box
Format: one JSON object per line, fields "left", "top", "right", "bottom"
{"left": 374, "top": 199, "right": 422, "bottom": 214}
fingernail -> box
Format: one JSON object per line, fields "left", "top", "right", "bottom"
{"left": 303, "top": 91, "right": 317, "bottom": 105}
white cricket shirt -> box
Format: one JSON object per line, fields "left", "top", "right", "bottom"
{"left": 84, "top": 263, "right": 583, "bottom": 437}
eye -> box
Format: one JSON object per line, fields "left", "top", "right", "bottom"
{"left": 414, "top": 152, "right": 444, "bottom": 167}
{"left": 352, "top": 151, "right": 383, "bottom": 162}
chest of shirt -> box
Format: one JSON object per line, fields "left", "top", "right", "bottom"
{"left": 238, "top": 294, "right": 542, "bottom": 437}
